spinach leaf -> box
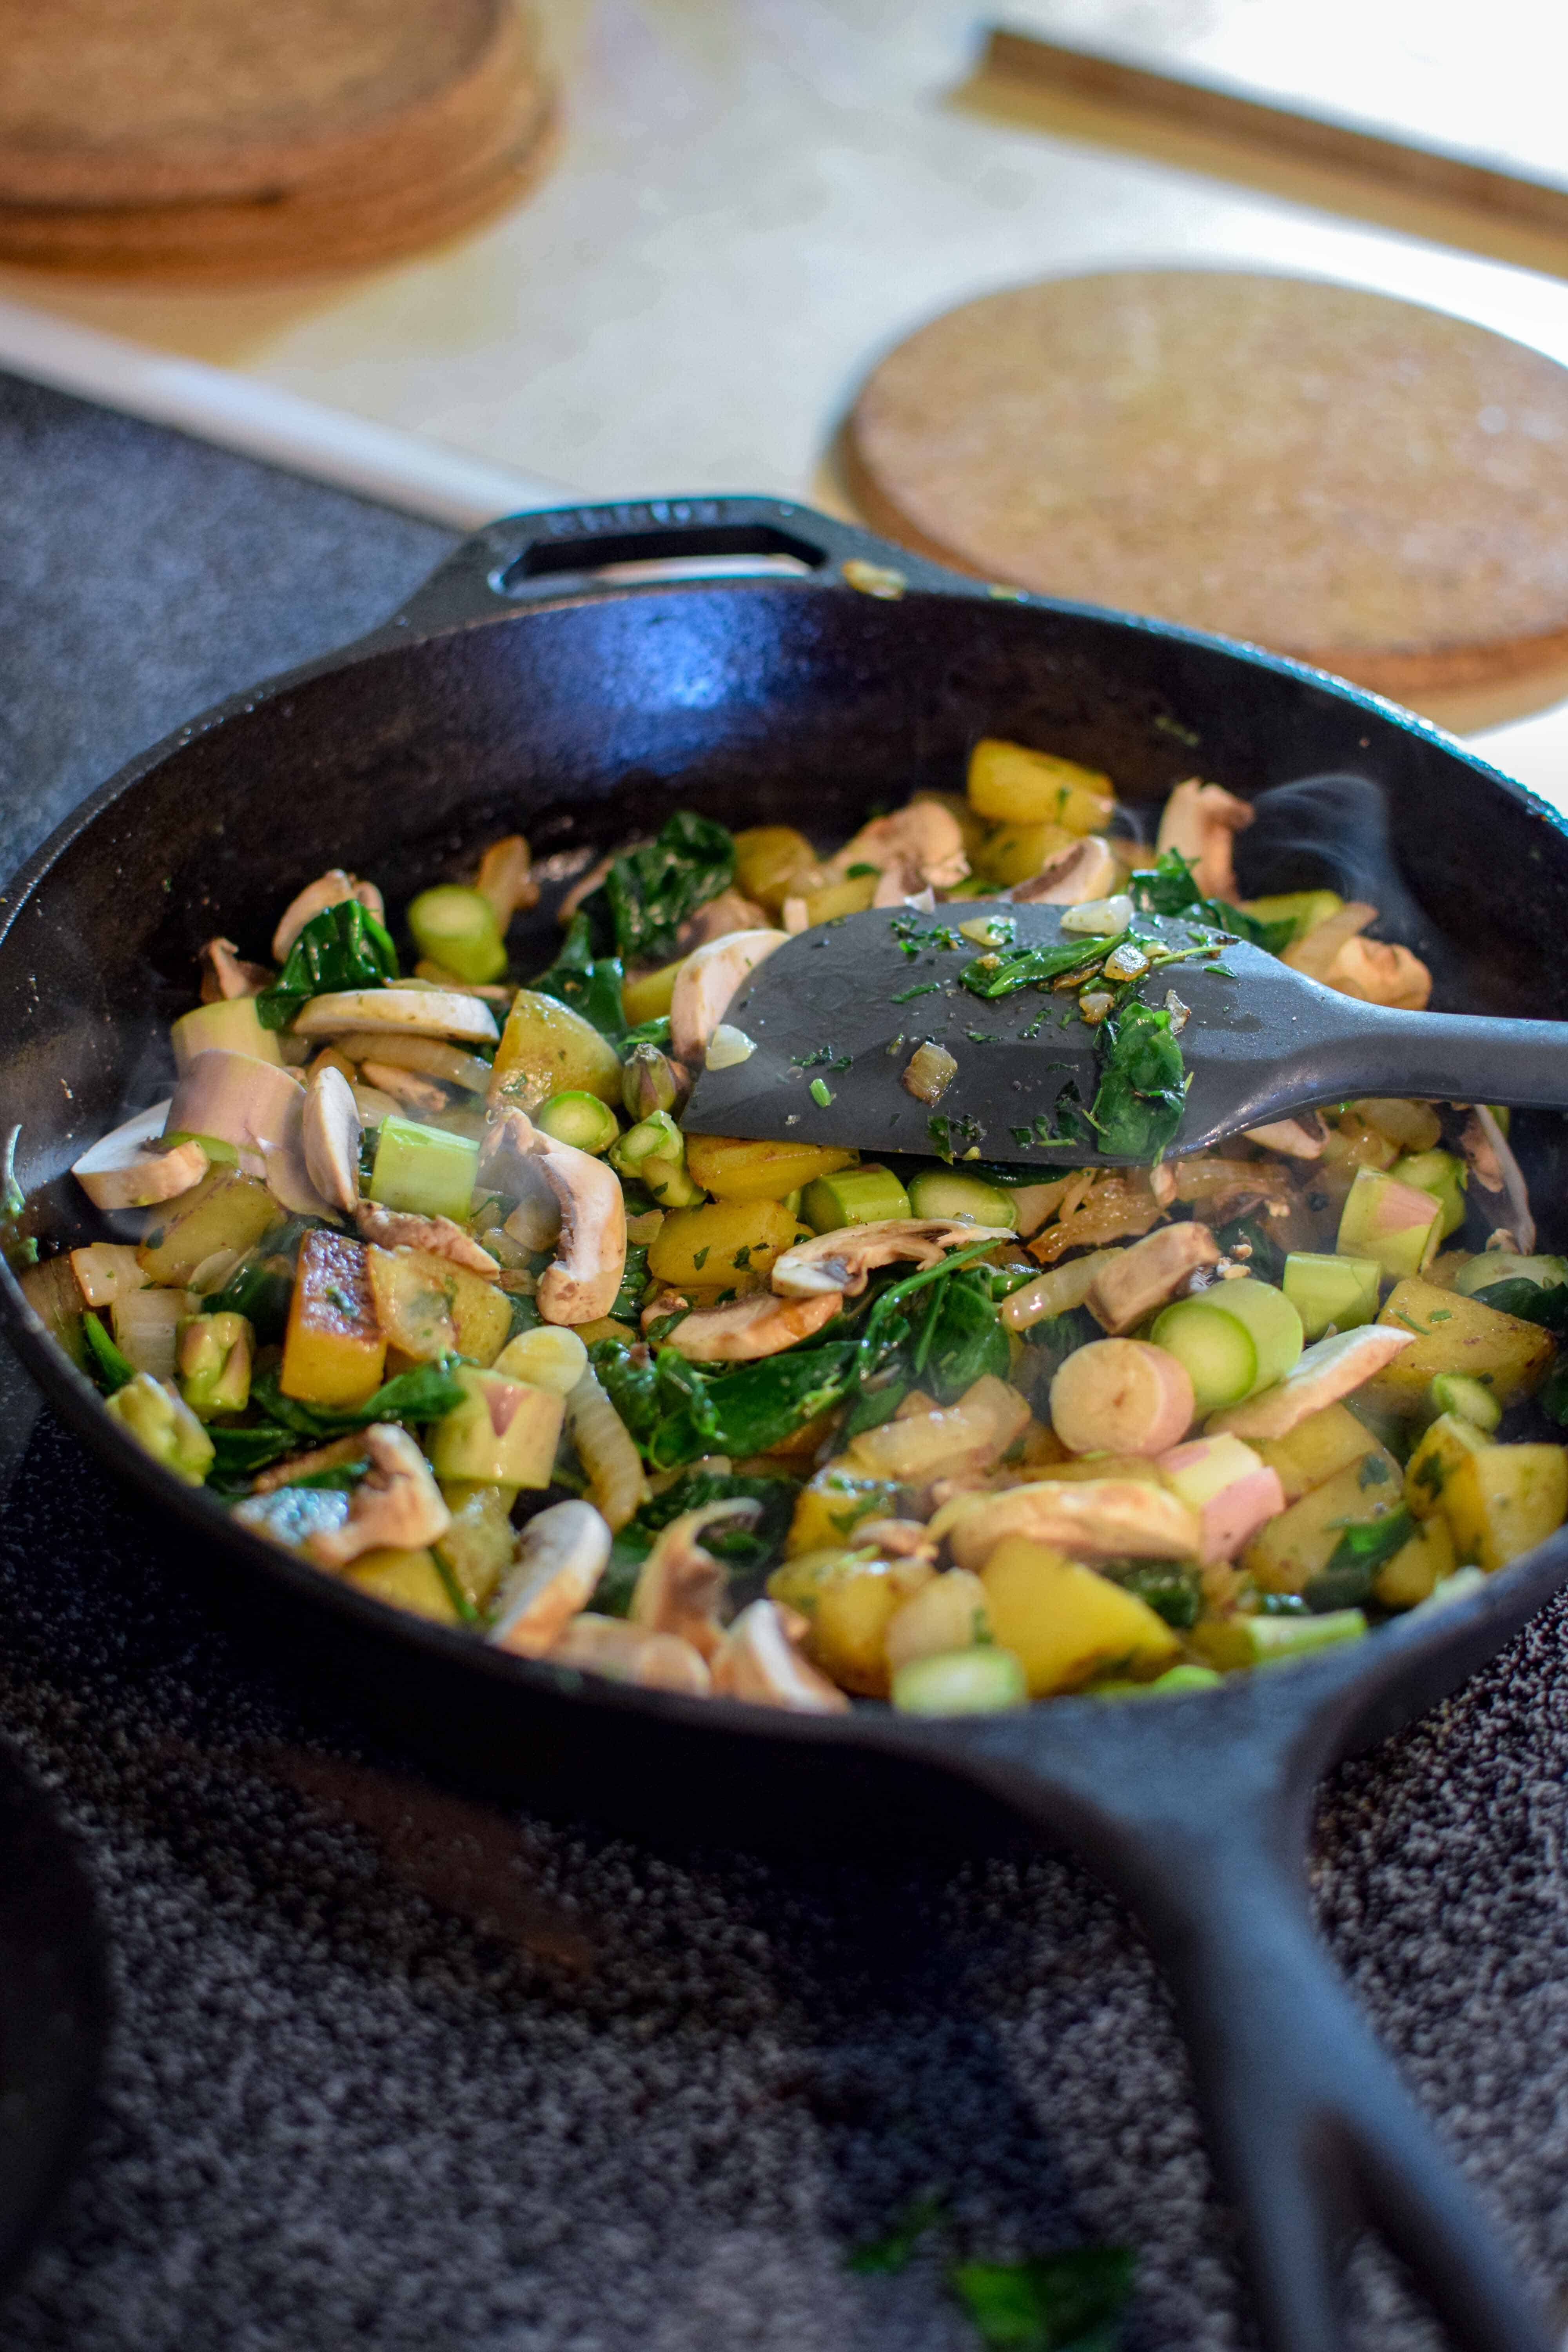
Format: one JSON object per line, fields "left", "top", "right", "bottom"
{"left": 1469, "top": 1278, "right": 1568, "bottom": 1336}
{"left": 960, "top": 937, "right": 1119, "bottom": 999}
{"left": 249, "top": 1357, "right": 466, "bottom": 1440}
{"left": 596, "top": 1467, "right": 799, "bottom": 1614}
{"left": 1540, "top": 1360, "right": 1568, "bottom": 1426}
{"left": 1128, "top": 849, "right": 1292, "bottom": 952}
{"left": 1111, "top": 1563, "right": 1202, "bottom": 1630}
{"left": 1209, "top": 1212, "right": 1287, "bottom": 1287}
{"left": 1022, "top": 1307, "right": 1101, "bottom": 1386}
{"left": 82, "top": 1310, "right": 135, "bottom": 1394}
{"left": 207, "top": 1223, "right": 308, "bottom": 1343}
{"left": 531, "top": 911, "right": 626, "bottom": 1040}
{"left": 257, "top": 899, "right": 399, "bottom": 1031}
{"left": 621, "top": 1014, "right": 673, "bottom": 1053}
{"left": 584, "top": 812, "right": 736, "bottom": 964}
{"left": 608, "top": 1242, "right": 650, "bottom": 1326}
{"left": 1087, "top": 1000, "right": 1187, "bottom": 1160}
{"left": 207, "top": 1423, "right": 301, "bottom": 1482}
{"left": 1303, "top": 1506, "right": 1413, "bottom": 1611}
{"left": 948, "top": 2244, "right": 1134, "bottom": 2350}
{"left": 916, "top": 1267, "right": 1010, "bottom": 1402}
{"left": 646, "top": 1342, "right": 858, "bottom": 1470}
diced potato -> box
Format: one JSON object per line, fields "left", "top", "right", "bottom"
{"left": 340, "top": 1547, "right": 461, "bottom": 1624}
{"left": 1029, "top": 1452, "right": 1165, "bottom": 1487}
{"left": 425, "top": 1368, "right": 563, "bottom": 1487}
{"left": 1368, "top": 1278, "right": 1554, "bottom": 1415}
{"left": 1254, "top": 1402, "right": 1384, "bottom": 1503}
{"left": 434, "top": 1485, "right": 516, "bottom": 1613}
{"left": 732, "top": 825, "right": 819, "bottom": 913}
{"left": 1439, "top": 1444, "right": 1568, "bottom": 1573}
{"left": 802, "top": 872, "right": 878, "bottom": 926}
{"left": 621, "top": 960, "right": 683, "bottom": 1026}
{"left": 846, "top": 1375, "right": 1030, "bottom": 1486}
{"left": 1404, "top": 1412, "right": 1491, "bottom": 1520}
{"left": 972, "top": 820, "right": 1076, "bottom": 887}
{"left": 488, "top": 989, "right": 622, "bottom": 1112}
{"left": 365, "top": 1245, "right": 455, "bottom": 1360}
{"left": 788, "top": 1462, "right": 906, "bottom": 1554}
{"left": 966, "top": 739, "right": 1116, "bottom": 833}
{"left": 1242, "top": 1451, "right": 1402, "bottom": 1593}
{"left": 137, "top": 1167, "right": 278, "bottom": 1287}
{"left": 1375, "top": 1515, "right": 1456, "bottom": 1608}
{"left": 766, "top": 1546, "right": 933, "bottom": 1696}
{"left": 280, "top": 1230, "right": 386, "bottom": 1407}
{"left": 979, "top": 1536, "right": 1179, "bottom": 1695}
{"left": 684, "top": 1134, "right": 857, "bottom": 1203}
{"left": 648, "top": 1197, "right": 805, "bottom": 1290}
{"left": 1352, "top": 1099, "right": 1442, "bottom": 1154}
{"left": 884, "top": 1569, "right": 990, "bottom": 1672}
{"left": 171, "top": 997, "right": 281, "bottom": 1073}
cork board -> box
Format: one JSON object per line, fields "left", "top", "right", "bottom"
{"left": 846, "top": 270, "right": 1568, "bottom": 714}
{"left": 0, "top": 0, "right": 554, "bottom": 278}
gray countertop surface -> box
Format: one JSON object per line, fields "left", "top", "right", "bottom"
{"left": 1, "top": 370, "right": 1566, "bottom": 2352}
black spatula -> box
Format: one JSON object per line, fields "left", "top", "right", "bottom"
{"left": 682, "top": 900, "right": 1568, "bottom": 1168}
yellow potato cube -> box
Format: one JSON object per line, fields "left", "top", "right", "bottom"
{"left": 972, "top": 820, "right": 1076, "bottom": 887}
{"left": 966, "top": 739, "right": 1116, "bottom": 833}
{"left": 1374, "top": 1516, "right": 1456, "bottom": 1609}
{"left": 1403, "top": 1412, "right": 1491, "bottom": 1520}
{"left": 803, "top": 872, "right": 878, "bottom": 926}
{"left": 787, "top": 1463, "right": 906, "bottom": 1555}
{"left": 980, "top": 1536, "right": 1179, "bottom": 1695}
{"left": 1241, "top": 1452, "right": 1401, "bottom": 1593}
{"left": 137, "top": 1168, "right": 278, "bottom": 1287}
{"left": 488, "top": 989, "right": 622, "bottom": 1112}
{"left": 1368, "top": 1279, "right": 1553, "bottom": 1415}
{"left": 684, "top": 1134, "right": 858, "bottom": 1203}
{"left": 648, "top": 1198, "right": 805, "bottom": 1290}
{"left": 171, "top": 996, "right": 281, "bottom": 1074}
{"left": 280, "top": 1230, "right": 386, "bottom": 1407}
{"left": 621, "top": 959, "right": 683, "bottom": 1025}
{"left": 340, "top": 1547, "right": 460, "bottom": 1624}
{"left": 732, "top": 825, "right": 819, "bottom": 912}
{"left": 1439, "top": 1443, "right": 1568, "bottom": 1572}
{"left": 767, "top": 1548, "right": 933, "bottom": 1696}
{"left": 1255, "top": 1402, "right": 1384, "bottom": 1503}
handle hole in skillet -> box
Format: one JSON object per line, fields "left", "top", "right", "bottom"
{"left": 496, "top": 520, "right": 826, "bottom": 595}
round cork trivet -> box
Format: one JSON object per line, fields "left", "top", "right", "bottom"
{"left": 0, "top": 0, "right": 553, "bottom": 279}
{"left": 846, "top": 270, "right": 1568, "bottom": 715}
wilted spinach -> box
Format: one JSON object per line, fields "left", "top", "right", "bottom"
{"left": 531, "top": 911, "right": 626, "bottom": 1040}
{"left": 257, "top": 899, "right": 399, "bottom": 1030}
{"left": 1087, "top": 1000, "right": 1188, "bottom": 1159}
{"left": 579, "top": 811, "right": 736, "bottom": 964}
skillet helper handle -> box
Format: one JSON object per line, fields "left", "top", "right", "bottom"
{"left": 379, "top": 494, "right": 989, "bottom": 636}
{"left": 1132, "top": 1821, "right": 1555, "bottom": 2352}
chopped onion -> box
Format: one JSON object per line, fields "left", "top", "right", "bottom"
{"left": 1060, "top": 893, "right": 1132, "bottom": 937}
{"left": 705, "top": 1024, "right": 756, "bottom": 1071}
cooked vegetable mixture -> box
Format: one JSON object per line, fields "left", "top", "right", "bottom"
{"left": 22, "top": 742, "right": 1568, "bottom": 1715}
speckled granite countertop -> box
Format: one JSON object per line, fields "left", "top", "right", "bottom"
{"left": 1, "top": 371, "right": 1566, "bottom": 2352}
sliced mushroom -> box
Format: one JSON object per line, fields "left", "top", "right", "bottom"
{"left": 935, "top": 1477, "right": 1201, "bottom": 1568}
{"left": 359, "top": 1061, "right": 448, "bottom": 1116}
{"left": 669, "top": 929, "right": 790, "bottom": 1066}
{"left": 1208, "top": 1325, "right": 1418, "bottom": 1441}
{"left": 1281, "top": 902, "right": 1376, "bottom": 982}
{"left": 675, "top": 887, "right": 772, "bottom": 949}
{"left": 662, "top": 1290, "right": 844, "bottom": 1361}
{"left": 821, "top": 802, "right": 969, "bottom": 895}
{"left": 1459, "top": 1105, "right": 1535, "bottom": 1254}
{"left": 354, "top": 1201, "right": 500, "bottom": 1275}
{"left": 489, "top": 1498, "right": 612, "bottom": 1656}
{"left": 165, "top": 1048, "right": 332, "bottom": 1218}
{"left": 710, "top": 1599, "right": 851, "bottom": 1712}
{"left": 73, "top": 1103, "right": 208, "bottom": 1212}
{"left": 198, "top": 937, "right": 269, "bottom": 1003}
{"left": 273, "top": 869, "right": 385, "bottom": 963}
{"left": 630, "top": 1498, "right": 760, "bottom": 1659}
{"left": 291, "top": 987, "right": 499, "bottom": 1046}
{"left": 1323, "top": 936, "right": 1432, "bottom": 1011}
{"left": 1084, "top": 1222, "right": 1221, "bottom": 1334}
{"left": 1155, "top": 780, "right": 1254, "bottom": 901}
{"left": 302, "top": 1064, "right": 362, "bottom": 1213}
{"left": 307, "top": 1425, "right": 452, "bottom": 1569}
{"left": 547, "top": 1614, "right": 712, "bottom": 1694}
{"left": 1242, "top": 1114, "right": 1327, "bottom": 1159}
{"left": 855, "top": 1517, "right": 940, "bottom": 1567}
{"left": 1008, "top": 835, "right": 1120, "bottom": 906}
{"left": 250, "top": 1433, "right": 367, "bottom": 1495}
{"left": 329, "top": 1033, "right": 494, "bottom": 1095}
{"left": 771, "top": 1218, "right": 1012, "bottom": 1301}
{"left": 473, "top": 835, "right": 538, "bottom": 930}
{"left": 479, "top": 1111, "right": 626, "bottom": 1324}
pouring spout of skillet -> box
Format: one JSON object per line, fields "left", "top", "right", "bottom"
{"left": 683, "top": 900, "right": 1568, "bottom": 1167}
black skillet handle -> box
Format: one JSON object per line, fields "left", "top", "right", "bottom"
{"left": 941, "top": 1689, "right": 1557, "bottom": 2352}
{"left": 376, "top": 494, "right": 995, "bottom": 638}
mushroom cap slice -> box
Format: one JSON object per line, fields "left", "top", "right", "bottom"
{"left": 934, "top": 1478, "right": 1201, "bottom": 1568}
{"left": 771, "top": 1218, "right": 1012, "bottom": 1301}
{"left": 302, "top": 1065, "right": 362, "bottom": 1214}
{"left": 490, "top": 1498, "right": 612, "bottom": 1657}
{"left": 165, "top": 1049, "right": 333, "bottom": 1219}
{"left": 291, "top": 988, "right": 499, "bottom": 1046}
{"left": 72, "top": 1102, "right": 207, "bottom": 1212}
{"left": 547, "top": 1614, "right": 712, "bottom": 1694}
{"left": 630, "top": 1498, "right": 761, "bottom": 1659}
{"left": 710, "top": 1599, "right": 850, "bottom": 1712}
{"left": 479, "top": 1111, "right": 626, "bottom": 1326}
{"left": 670, "top": 929, "right": 789, "bottom": 1067}
{"left": 664, "top": 1289, "right": 844, "bottom": 1361}
{"left": 1008, "top": 835, "right": 1120, "bottom": 906}
{"left": 307, "top": 1425, "right": 452, "bottom": 1569}
{"left": 354, "top": 1202, "right": 499, "bottom": 1275}
{"left": 272, "top": 870, "right": 385, "bottom": 963}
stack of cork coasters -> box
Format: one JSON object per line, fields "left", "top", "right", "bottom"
{"left": 847, "top": 269, "right": 1568, "bottom": 729}
{"left": 0, "top": 0, "right": 554, "bottom": 278}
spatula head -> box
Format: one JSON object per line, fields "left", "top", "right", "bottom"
{"left": 682, "top": 900, "right": 1384, "bottom": 1168}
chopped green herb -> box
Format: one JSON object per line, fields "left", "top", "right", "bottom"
{"left": 845, "top": 861, "right": 879, "bottom": 878}
{"left": 692, "top": 1246, "right": 710, "bottom": 1271}
{"left": 892, "top": 982, "right": 942, "bottom": 1003}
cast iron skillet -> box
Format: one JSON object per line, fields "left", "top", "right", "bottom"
{"left": 1, "top": 496, "right": 1565, "bottom": 2351}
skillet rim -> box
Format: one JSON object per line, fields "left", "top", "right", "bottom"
{"left": 2, "top": 507, "right": 1567, "bottom": 1777}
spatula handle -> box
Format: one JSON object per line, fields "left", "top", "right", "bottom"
{"left": 1310, "top": 1006, "right": 1568, "bottom": 1115}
